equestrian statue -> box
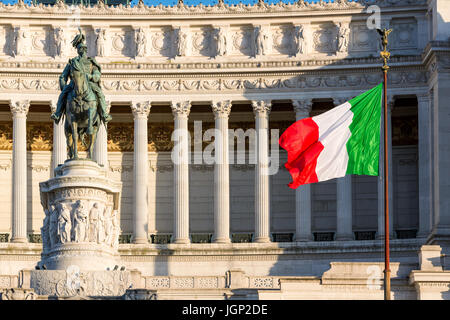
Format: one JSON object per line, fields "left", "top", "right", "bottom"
{"left": 51, "top": 28, "right": 112, "bottom": 160}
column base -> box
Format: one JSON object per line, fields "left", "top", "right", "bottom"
{"left": 294, "top": 235, "right": 313, "bottom": 242}
{"left": 335, "top": 234, "right": 354, "bottom": 241}
{"left": 172, "top": 238, "right": 191, "bottom": 244}
{"left": 132, "top": 237, "right": 149, "bottom": 245}
{"left": 253, "top": 237, "right": 271, "bottom": 243}
{"left": 10, "top": 237, "right": 28, "bottom": 243}
{"left": 212, "top": 237, "right": 231, "bottom": 244}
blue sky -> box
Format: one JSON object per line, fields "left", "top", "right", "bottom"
{"left": 0, "top": 0, "right": 340, "bottom": 6}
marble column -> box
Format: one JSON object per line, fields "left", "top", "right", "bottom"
{"left": 292, "top": 99, "right": 313, "bottom": 242}
{"left": 417, "top": 93, "right": 432, "bottom": 238}
{"left": 9, "top": 100, "right": 30, "bottom": 243}
{"left": 131, "top": 101, "right": 151, "bottom": 244}
{"left": 377, "top": 97, "right": 394, "bottom": 239}
{"left": 333, "top": 97, "right": 354, "bottom": 241}
{"left": 212, "top": 100, "right": 232, "bottom": 243}
{"left": 94, "top": 101, "right": 110, "bottom": 171}
{"left": 252, "top": 100, "right": 271, "bottom": 243}
{"left": 171, "top": 101, "right": 191, "bottom": 244}
{"left": 50, "top": 100, "right": 67, "bottom": 171}
{"left": 336, "top": 176, "right": 353, "bottom": 240}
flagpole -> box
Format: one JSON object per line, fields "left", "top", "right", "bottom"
{"left": 378, "top": 28, "right": 392, "bottom": 301}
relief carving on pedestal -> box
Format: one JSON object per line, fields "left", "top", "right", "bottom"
{"left": 41, "top": 196, "right": 121, "bottom": 253}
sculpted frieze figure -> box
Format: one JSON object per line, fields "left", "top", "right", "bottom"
{"left": 96, "top": 28, "right": 107, "bottom": 57}
{"left": 41, "top": 208, "right": 51, "bottom": 252}
{"left": 215, "top": 27, "right": 227, "bottom": 57}
{"left": 254, "top": 26, "right": 268, "bottom": 56}
{"left": 73, "top": 200, "right": 89, "bottom": 242}
{"left": 111, "top": 210, "right": 120, "bottom": 249}
{"left": 57, "top": 203, "right": 71, "bottom": 244}
{"left": 14, "top": 27, "right": 29, "bottom": 56}
{"left": 103, "top": 206, "right": 113, "bottom": 246}
{"left": 49, "top": 204, "right": 59, "bottom": 247}
{"left": 337, "top": 22, "right": 350, "bottom": 53}
{"left": 135, "top": 27, "right": 147, "bottom": 57}
{"left": 293, "top": 25, "right": 306, "bottom": 55}
{"left": 54, "top": 27, "right": 66, "bottom": 58}
{"left": 89, "top": 202, "right": 100, "bottom": 242}
{"left": 175, "top": 28, "right": 187, "bottom": 57}
{"left": 50, "top": 29, "right": 112, "bottom": 160}
{"left": 98, "top": 205, "right": 106, "bottom": 243}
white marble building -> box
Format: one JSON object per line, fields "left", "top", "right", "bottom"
{"left": 0, "top": 0, "right": 449, "bottom": 299}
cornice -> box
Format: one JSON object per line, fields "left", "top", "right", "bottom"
{"left": 0, "top": 0, "right": 427, "bottom": 18}
{"left": 0, "top": 55, "right": 424, "bottom": 75}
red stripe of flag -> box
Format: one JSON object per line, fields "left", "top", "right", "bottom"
{"left": 279, "top": 118, "right": 325, "bottom": 189}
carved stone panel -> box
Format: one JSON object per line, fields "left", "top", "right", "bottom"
{"left": 391, "top": 19, "right": 418, "bottom": 51}
{"left": 109, "top": 28, "right": 134, "bottom": 58}
{"left": 230, "top": 26, "right": 253, "bottom": 56}
{"left": 149, "top": 27, "right": 172, "bottom": 57}
{"left": 350, "top": 23, "right": 377, "bottom": 53}
{"left": 271, "top": 25, "right": 292, "bottom": 55}
{"left": 190, "top": 27, "right": 214, "bottom": 57}
{"left": 312, "top": 23, "right": 337, "bottom": 54}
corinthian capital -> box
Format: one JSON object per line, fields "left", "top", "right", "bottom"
{"left": 9, "top": 100, "right": 30, "bottom": 117}
{"left": 212, "top": 100, "right": 232, "bottom": 119}
{"left": 171, "top": 101, "right": 191, "bottom": 118}
{"left": 292, "top": 99, "right": 312, "bottom": 116}
{"left": 131, "top": 101, "right": 151, "bottom": 119}
{"left": 252, "top": 100, "right": 271, "bottom": 117}
{"left": 333, "top": 97, "right": 349, "bottom": 106}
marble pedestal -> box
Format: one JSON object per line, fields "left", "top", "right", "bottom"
{"left": 38, "top": 160, "right": 122, "bottom": 271}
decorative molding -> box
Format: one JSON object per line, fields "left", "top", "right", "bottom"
{"left": 0, "top": 0, "right": 426, "bottom": 16}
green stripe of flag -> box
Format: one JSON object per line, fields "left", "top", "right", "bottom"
{"left": 345, "top": 83, "right": 383, "bottom": 176}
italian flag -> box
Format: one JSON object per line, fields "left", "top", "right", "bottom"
{"left": 279, "top": 83, "right": 383, "bottom": 189}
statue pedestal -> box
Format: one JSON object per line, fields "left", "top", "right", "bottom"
{"left": 39, "top": 160, "right": 122, "bottom": 271}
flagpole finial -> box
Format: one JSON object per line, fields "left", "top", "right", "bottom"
{"left": 377, "top": 28, "right": 392, "bottom": 73}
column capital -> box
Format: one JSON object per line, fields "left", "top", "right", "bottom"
{"left": 333, "top": 97, "right": 349, "bottom": 106}
{"left": 416, "top": 93, "right": 430, "bottom": 104}
{"left": 171, "top": 101, "right": 191, "bottom": 118}
{"left": 212, "top": 100, "right": 232, "bottom": 119}
{"left": 9, "top": 100, "right": 30, "bottom": 117}
{"left": 292, "top": 99, "right": 312, "bottom": 116}
{"left": 252, "top": 100, "right": 271, "bottom": 117}
{"left": 131, "top": 101, "right": 151, "bottom": 119}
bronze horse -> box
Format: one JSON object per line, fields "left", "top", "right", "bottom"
{"left": 64, "top": 63, "right": 99, "bottom": 160}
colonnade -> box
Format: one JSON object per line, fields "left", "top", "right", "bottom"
{"left": 6, "top": 93, "right": 430, "bottom": 244}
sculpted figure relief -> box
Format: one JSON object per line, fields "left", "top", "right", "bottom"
{"left": 254, "top": 26, "right": 268, "bottom": 56}
{"left": 337, "top": 22, "right": 350, "bottom": 53}
{"left": 73, "top": 200, "right": 89, "bottom": 242}
{"left": 175, "top": 28, "right": 187, "bottom": 56}
{"left": 57, "top": 203, "right": 71, "bottom": 244}
{"left": 49, "top": 204, "right": 59, "bottom": 247}
{"left": 41, "top": 208, "right": 51, "bottom": 252}
{"left": 135, "top": 27, "right": 147, "bottom": 57}
{"left": 96, "top": 29, "right": 107, "bottom": 57}
{"left": 54, "top": 27, "right": 66, "bottom": 58}
{"left": 103, "top": 206, "right": 113, "bottom": 246}
{"left": 97, "top": 205, "right": 106, "bottom": 243}
{"left": 15, "top": 27, "right": 29, "bottom": 56}
{"left": 293, "top": 25, "right": 306, "bottom": 55}
{"left": 89, "top": 202, "right": 100, "bottom": 242}
{"left": 111, "top": 210, "right": 120, "bottom": 249}
{"left": 215, "top": 27, "right": 227, "bottom": 57}
{"left": 50, "top": 29, "right": 112, "bottom": 160}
